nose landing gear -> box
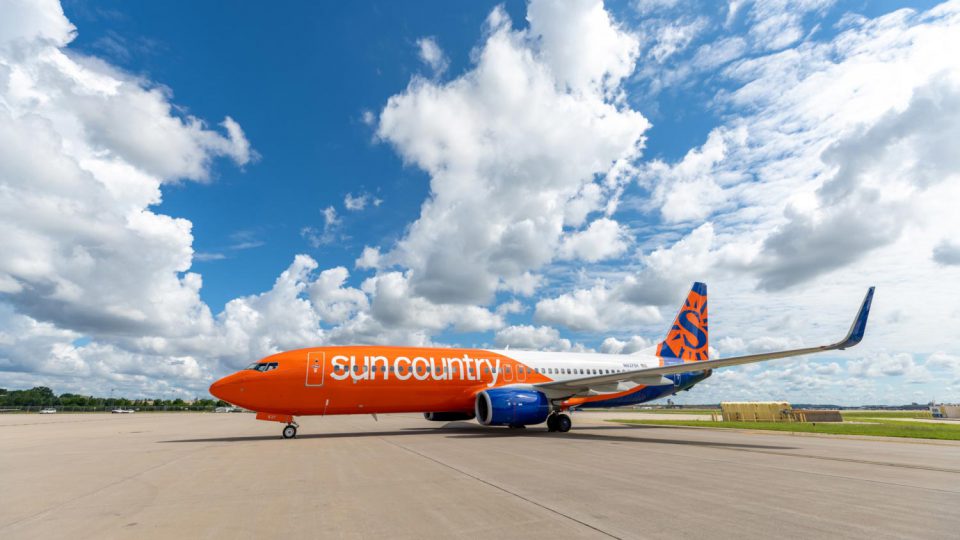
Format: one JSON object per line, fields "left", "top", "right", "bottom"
{"left": 282, "top": 423, "right": 298, "bottom": 439}
{"left": 546, "top": 413, "right": 571, "bottom": 433}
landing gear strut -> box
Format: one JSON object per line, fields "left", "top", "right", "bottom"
{"left": 282, "top": 423, "right": 298, "bottom": 439}
{"left": 546, "top": 413, "right": 571, "bottom": 433}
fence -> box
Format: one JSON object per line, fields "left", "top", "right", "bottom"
{"left": 0, "top": 405, "right": 222, "bottom": 413}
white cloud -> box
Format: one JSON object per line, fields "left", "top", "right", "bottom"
{"left": 648, "top": 17, "right": 709, "bottom": 63}
{"left": 359, "top": 272, "right": 503, "bottom": 334}
{"left": 361, "top": 109, "right": 376, "bottom": 126}
{"left": 416, "top": 37, "right": 449, "bottom": 76}
{"left": 194, "top": 252, "right": 227, "bottom": 262}
{"left": 848, "top": 351, "right": 930, "bottom": 382}
{"left": 747, "top": 0, "right": 835, "bottom": 51}
{"left": 926, "top": 352, "right": 960, "bottom": 381}
{"left": 599, "top": 335, "right": 652, "bottom": 354}
{"left": 641, "top": 128, "right": 743, "bottom": 223}
{"left": 0, "top": 1, "right": 252, "bottom": 340}
{"left": 933, "top": 240, "right": 960, "bottom": 265}
{"left": 377, "top": 1, "right": 648, "bottom": 305}
{"left": 355, "top": 246, "right": 381, "bottom": 270}
{"left": 558, "top": 217, "right": 630, "bottom": 262}
{"left": 307, "top": 267, "right": 369, "bottom": 324}
{"left": 495, "top": 299, "right": 526, "bottom": 315}
{"left": 691, "top": 36, "right": 747, "bottom": 70}
{"left": 344, "top": 192, "right": 383, "bottom": 211}
{"left": 344, "top": 193, "right": 368, "bottom": 211}
{"left": 494, "top": 325, "right": 572, "bottom": 351}
{"left": 300, "top": 206, "right": 340, "bottom": 247}
{"left": 528, "top": 0, "right": 641, "bottom": 96}
{"left": 635, "top": 0, "right": 681, "bottom": 16}
{"left": 534, "top": 280, "right": 661, "bottom": 332}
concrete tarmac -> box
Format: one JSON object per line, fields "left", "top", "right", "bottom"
{"left": 2, "top": 412, "right": 958, "bottom": 539}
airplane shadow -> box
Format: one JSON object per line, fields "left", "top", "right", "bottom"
{"left": 160, "top": 422, "right": 795, "bottom": 450}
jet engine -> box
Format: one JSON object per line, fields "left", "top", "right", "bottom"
{"left": 423, "top": 411, "right": 475, "bottom": 421}
{"left": 475, "top": 388, "right": 550, "bottom": 426}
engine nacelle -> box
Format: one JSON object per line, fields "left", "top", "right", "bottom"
{"left": 475, "top": 388, "right": 550, "bottom": 426}
{"left": 423, "top": 411, "right": 475, "bottom": 421}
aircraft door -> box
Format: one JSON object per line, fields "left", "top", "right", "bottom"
{"left": 516, "top": 364, "right": 527, "bottom": 382}
{"left": 503, "top": 364, "right": 513, "bottom": 382}
{"left": 305, "top": 351, "right": 326, "bottom": 386}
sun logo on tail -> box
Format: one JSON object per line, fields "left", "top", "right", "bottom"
{"left": 656, "top": 283, "right": 709, "bottom": 362}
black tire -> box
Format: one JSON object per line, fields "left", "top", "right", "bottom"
{"left": 546, "top": 415, "right": 558, "bottom": 432}
{"left": 556, "top": 414, "right": 572, "bottom": 433}
{"left": 282, "top": 425, "right": 297, "bottom": 439}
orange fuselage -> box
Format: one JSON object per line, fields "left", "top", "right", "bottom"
{"left": 209, "top": 346, "right": 553, "bottom": 416}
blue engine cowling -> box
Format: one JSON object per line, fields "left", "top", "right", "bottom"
{"left": 475, "top": 388, "right": 550, "bottom": 426}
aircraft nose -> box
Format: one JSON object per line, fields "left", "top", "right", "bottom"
{"left": 209, "top": 376, "right": 228, "bottom": 401}
{"left": 209, "top": 373, "right": 245, "bottom": 403}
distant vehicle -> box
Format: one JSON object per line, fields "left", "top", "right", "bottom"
{"left": 111, "top": 408, "right": 134, "bottom": 414}
{"left": 215, "top": 406, "right": 243, "bottom": 413}
{"left": 210, "top": 283, "right": 875, "bottom": 439}
{"left": 39, "top": 408, "right": 57, "bottom": 414}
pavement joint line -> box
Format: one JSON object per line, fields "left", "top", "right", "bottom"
{"left": 379, "top": 437, "right": 622, "bottom": 540}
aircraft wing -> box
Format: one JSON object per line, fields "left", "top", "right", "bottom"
{"left": 536, "top": 287, "right": 874, "bottom": 395}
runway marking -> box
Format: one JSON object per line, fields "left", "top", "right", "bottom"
{"left": 380, "top": 437, "right": 621, "bottom": 539}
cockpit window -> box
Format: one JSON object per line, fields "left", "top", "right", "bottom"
{"left": 246, "top": 362, "right": 279, "bottom": 372}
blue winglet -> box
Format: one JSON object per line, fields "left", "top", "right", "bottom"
{"left": 837, "top": 287, "right": 874, "bottom": 350}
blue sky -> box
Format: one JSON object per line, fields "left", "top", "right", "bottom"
{"left": 2, "top": 0, "right": 959, "bottom": 404}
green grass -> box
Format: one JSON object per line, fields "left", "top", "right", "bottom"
{"left": 840, "top": 410, "right": 932, "bottom": 419}
{"left": 641, "top": 409, "right": 720, "bottom": 415}
{"left": 585, "top": 408, "right": 720, "bottom": 414}
{"left": 608, "top": 418, "right": 960, "bottom": 440}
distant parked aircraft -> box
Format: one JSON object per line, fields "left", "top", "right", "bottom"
{"left": 210, "top": 283, "right": 874, "bottom": 438}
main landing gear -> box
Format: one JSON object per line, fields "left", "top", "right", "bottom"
{"left": 282, "top": 423, "right": 298, "bottom": 439}
{"left": 546, "top": 413, "right": 571, "bottom": 433}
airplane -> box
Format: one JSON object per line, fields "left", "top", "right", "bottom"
{"left": 209, "top": 283, "right": 874, "bottom": 439}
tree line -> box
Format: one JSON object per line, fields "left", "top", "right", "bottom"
{"left": 0, "top": 386, "right": 230, "bottom": 410}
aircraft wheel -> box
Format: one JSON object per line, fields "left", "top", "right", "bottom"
{"left": 282, "top": 424, "right": 297, "bottom": 439}
{"left": 546, "top": 415, "right": 558, "bottom": 432}
{"left": 556, "top": 414, "right": 572, "bottom": 433}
